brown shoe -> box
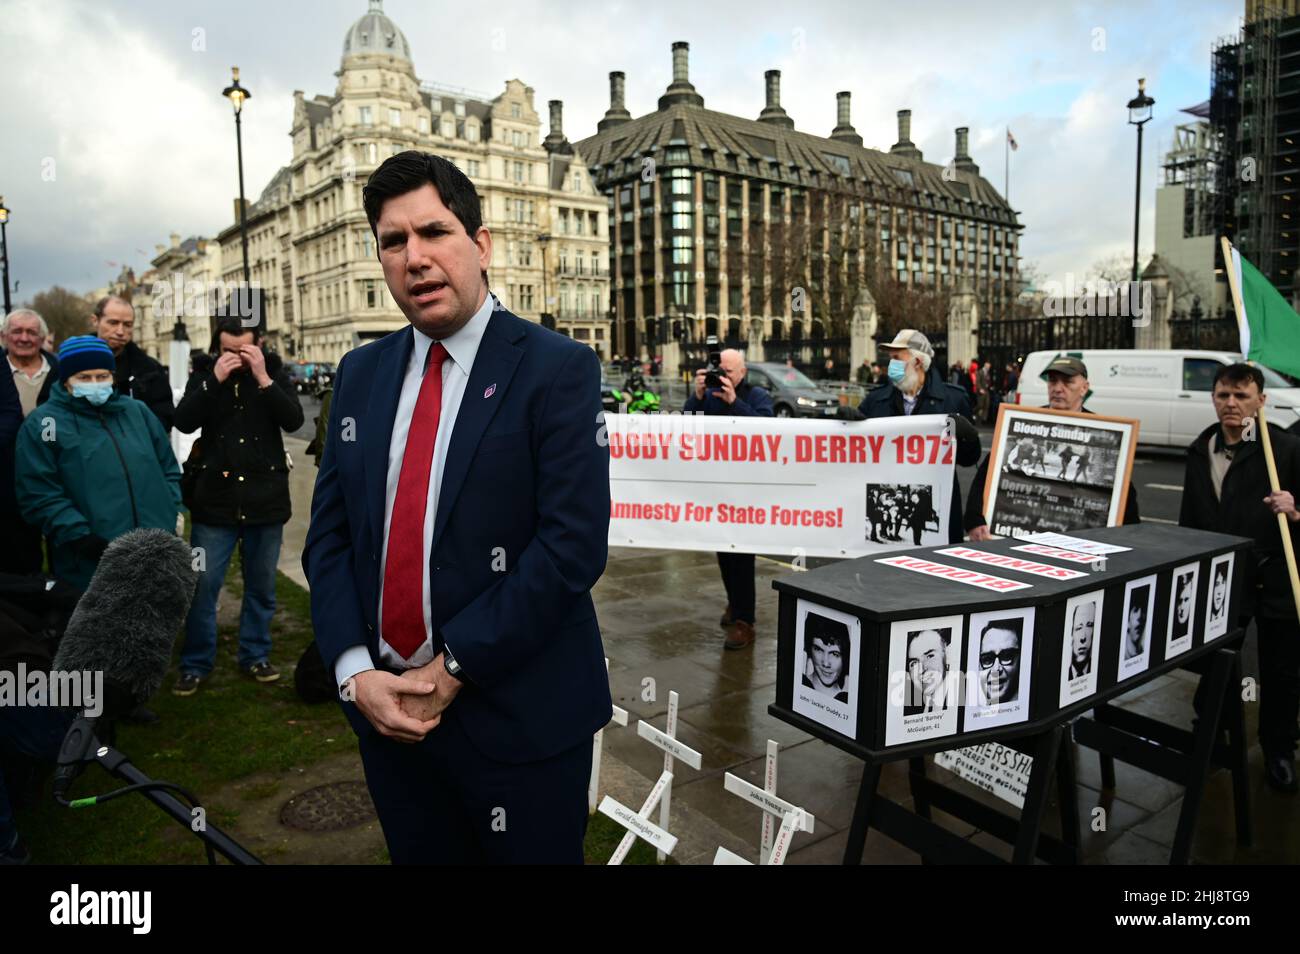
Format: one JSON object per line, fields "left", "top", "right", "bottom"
{"left": 724, "top": 620, "right": 756, "bottom": 651}
{"left": 720, "top": 603, "right": 733, "bottom": 629}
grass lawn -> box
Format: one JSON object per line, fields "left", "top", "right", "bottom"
{"left": 14, "top": 547, "right": 660, "bottom": 865}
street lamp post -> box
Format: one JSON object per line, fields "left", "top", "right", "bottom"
{"left": 222, "top": 67, "right": 253, "bottom": 285}
{"left": 296, "top": 277, "right": 306, "bottom": 360}
{"left": 0, "top": 197, "right": 11, "bottom": 314}
{"left": 537, "top": 232, "right": 552, "bottom": 329}
{"left": 1126, "top": 78, "right": 1155, "bottom": 285}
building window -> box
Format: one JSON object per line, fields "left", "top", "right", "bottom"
{"left": 512, "top": 130, "right": 524, "bottom": 148}
{"left": 364, "top": 280, "right": 378, "bottom": 308}
{"left": 670, "top": 167, "right": 692, "bottom": 195}
{"left": 572, "top": 171, "right": 581, "bottom": 191}
{"left": 467, "top": 159, "right": 480, "bottom": 177}
{"left": 389, "top": 108, "right": 401, "bottom": 127}
{"left": 466, "top": 123, "right": 479, "bottom": 142}
{"left": 358, "top": 105, "right": 372, "bottom": 125}
{"left": 511, "top": 103, "right": 521, "bottom": 119}
{"left": 419, "top": 115, "right": 429, "bottom": 134}
{"left": 455, "top": 101, "right": 465, "bottom": 117}
{"left": 442, "top": 119, "right": 455, "bottom": 138}
{"left": 513, "top": 161, "right": 524, "bottom": 183}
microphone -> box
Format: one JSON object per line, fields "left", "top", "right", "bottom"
{"left": 52, "top": 528, "right": 197, "bottom": 796}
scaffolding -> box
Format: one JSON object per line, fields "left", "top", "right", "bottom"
{"left": 1162, "top": 120, "right": 1221, "bottom": 240}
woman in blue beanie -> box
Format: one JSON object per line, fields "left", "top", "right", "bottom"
{"left": 13, "top": 336, "right": 182, "bottom": 589}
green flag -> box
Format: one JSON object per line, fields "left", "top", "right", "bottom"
{"left": 1229, "top": 244, "right": 1300, "bottom": 379}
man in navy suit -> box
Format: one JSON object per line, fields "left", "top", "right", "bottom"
{"left": 303, "top": 151, "right": 612, "bottom": 864}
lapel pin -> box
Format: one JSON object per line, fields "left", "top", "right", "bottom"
{"left": 484, "top": 383, "right": 497, "bottom": 399}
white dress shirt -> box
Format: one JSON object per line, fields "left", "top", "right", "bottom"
{"left": 334, "top": 293, "right": 493, "bottom": 689}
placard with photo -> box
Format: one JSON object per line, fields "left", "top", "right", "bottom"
{"left": 884, "top": 614, "right": 964, "bottom": 746}
{"left": 964, "top": 607, "right": 1035, "bottom": 730}
{"left": 791, "top": 600, "right": 861, "bottom": 738}
{"left": 1059, "top": 589, "right": 1104, "bottom": 706}
{"left": 1205, "top": 553, "right": 1235, "bottom": 641}
{"left": 1118, "top": 574, "right": 1157, "bottom": 679}
{"left": 1165, "top": 562, "right": 1199, "bottom": 659}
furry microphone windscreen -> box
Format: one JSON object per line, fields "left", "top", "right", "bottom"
{"left": 52, "top": 529, "right": 198, "bottom": 704}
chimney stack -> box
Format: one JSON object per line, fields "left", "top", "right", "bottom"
{"left": 544, "top": 99, "right": 572, "bottom": 153}
{"left": 658, "top": 41, "right": 704, "bottom": 110}
{"left": 952, "top": 126, "right": 979, "bottom": 174}
{"left": 829, "top": 90, "right": 862, "bottom": 146}
{"left": 597, "top": 71, "right": 632, "bottom": 132}
{"left": 890, "top": 109, "right": 922, "bottom": 160}
{"left": 672, "top": 41, "right": 689, "bottom": 84}
{"left": 758, "top": 69, "right": 794, "bottom": 128}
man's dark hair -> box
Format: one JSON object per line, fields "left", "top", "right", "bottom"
{"left": 980, "top": 618, "right": 1023, "bottom": 646}
{"left": 208, "top": 314, "right": 262, "bottom": 355}
{"left": 803, "top": 615, "right": 851, "bottom": 680}
{"left": 1213, "top": 362, "right": 1265, "bottom": 394}
{"left": 363, "top": 151, "right": 483, "bottom": 245}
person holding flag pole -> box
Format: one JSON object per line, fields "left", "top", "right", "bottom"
{"left": 1175, "top": 237, "right": 1300, "bottom": 793}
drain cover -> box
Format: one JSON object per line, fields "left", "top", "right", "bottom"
{"left": 279, "top": 781, "right": 376, "bottom": 832}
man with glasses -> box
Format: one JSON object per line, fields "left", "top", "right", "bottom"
{"left": 978, "top": 619, "right": 1022, "bottom": 706}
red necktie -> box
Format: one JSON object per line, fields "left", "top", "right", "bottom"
{"left": 382, "top": 341, "right": 450, "bottom": 660}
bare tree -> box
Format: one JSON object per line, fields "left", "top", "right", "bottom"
{"left": 26, "top": 286, "right": 94, "bottom": 346}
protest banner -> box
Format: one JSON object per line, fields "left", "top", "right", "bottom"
{"left": 982, "top": 406, "right": 1138, "bottom": 540}
{"left": 604, "top": 412, "right": 955, "bottom": 558}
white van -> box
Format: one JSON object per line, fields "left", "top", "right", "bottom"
{"left": 1013, "top": 350, "right": 1300, "bottom": 447}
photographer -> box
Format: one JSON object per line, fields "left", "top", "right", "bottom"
{"left": 683, "top": 348, "right": 773, "bottom": 650}
{"left": 173, "top": 313, "right": 303, "bottom": 695}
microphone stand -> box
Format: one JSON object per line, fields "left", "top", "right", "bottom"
{"left": 58, "top": 729, "right": 263, "bottom": 866}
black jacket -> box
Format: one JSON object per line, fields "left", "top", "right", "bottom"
{"left": 3, "top": 348, "right": 59, "bottom": 409}
{"left": 1181, "top": 422, "right": 1300, "bottom": 622}
{"left": 858, "top": 366, "right": 981, "bottom": 543}
{"left": 112, "top": 340, "right": 174, "bottom": 432}
{"left": 964, "top": 407, "right": 1141, "bottom": 532}
{"left": 174, "top": 350, "right": 304, "bottom": 526}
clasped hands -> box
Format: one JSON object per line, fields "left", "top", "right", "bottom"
{"left": 348, "top": 653, "right": 463, "bottom": 743}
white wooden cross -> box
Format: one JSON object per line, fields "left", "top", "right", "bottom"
{"left": 713, "top": 740, "right": 815, "bottom": 865}
{"left": 597, "top": 689, "right": 702, "bottom": 864}
{"left": 589, "top": 658, "right": 629, "bottom": 814}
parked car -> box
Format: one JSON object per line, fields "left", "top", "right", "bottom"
{"left": 1013, "top": 349, "right": 1300, "bottom": 447}
{"left": 746, "top": 362, "right": 844, "bottom": 418}
{"left": 284, "top": 361, "right": 311, "bottom": 393}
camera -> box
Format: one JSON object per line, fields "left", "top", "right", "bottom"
{"left": 704, "top": 335, "right": 723, "bottom": 389}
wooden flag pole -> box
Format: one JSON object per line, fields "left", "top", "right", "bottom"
{"left": 1220, "top": 236, "right": 1300, "bottom": 621}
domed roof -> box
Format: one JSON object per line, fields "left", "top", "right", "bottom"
{"left": 342, "top": 1, "right": 411, "bottom": 62}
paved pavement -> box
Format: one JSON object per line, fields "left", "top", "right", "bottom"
{"left": 271, "top": 421, "right": 1295, "bottom": 864}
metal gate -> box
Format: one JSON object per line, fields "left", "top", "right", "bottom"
{"left": 977, "top": 314, "right": 1135, "bottom": 374}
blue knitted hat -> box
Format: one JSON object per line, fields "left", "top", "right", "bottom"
{"left": 58, "top": 336, "right": 116, "bottom": 381}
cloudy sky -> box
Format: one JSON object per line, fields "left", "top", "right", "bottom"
{"left": 0, "top": 0, "right": 1240, "bottom": 302}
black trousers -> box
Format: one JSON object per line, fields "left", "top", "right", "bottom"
{"left": 0, "top": 514, "right": 42, "bottom": 576}
{"left": 357, "top": 707, "right": 592, "bottom": 864}
{"left": 1194, "top": 616, "right": 1300, "bottom": 758}
{"left": 716, "top": 552, "right": 755, "bottom": 625}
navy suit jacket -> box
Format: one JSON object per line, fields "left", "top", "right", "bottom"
{"left": 302, "top": 305, "right": 613, "bottom": 764}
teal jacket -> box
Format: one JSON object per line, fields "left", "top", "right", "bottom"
{"left": 14, "top": 383, "right": 182, "bottom": 589}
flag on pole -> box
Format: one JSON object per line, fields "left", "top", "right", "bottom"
{"left": 1226, "top": 242, "right": 1300, "bottom": 379}
{"left": 1006, "top": 129, "right": 1018, "bottom": 151}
